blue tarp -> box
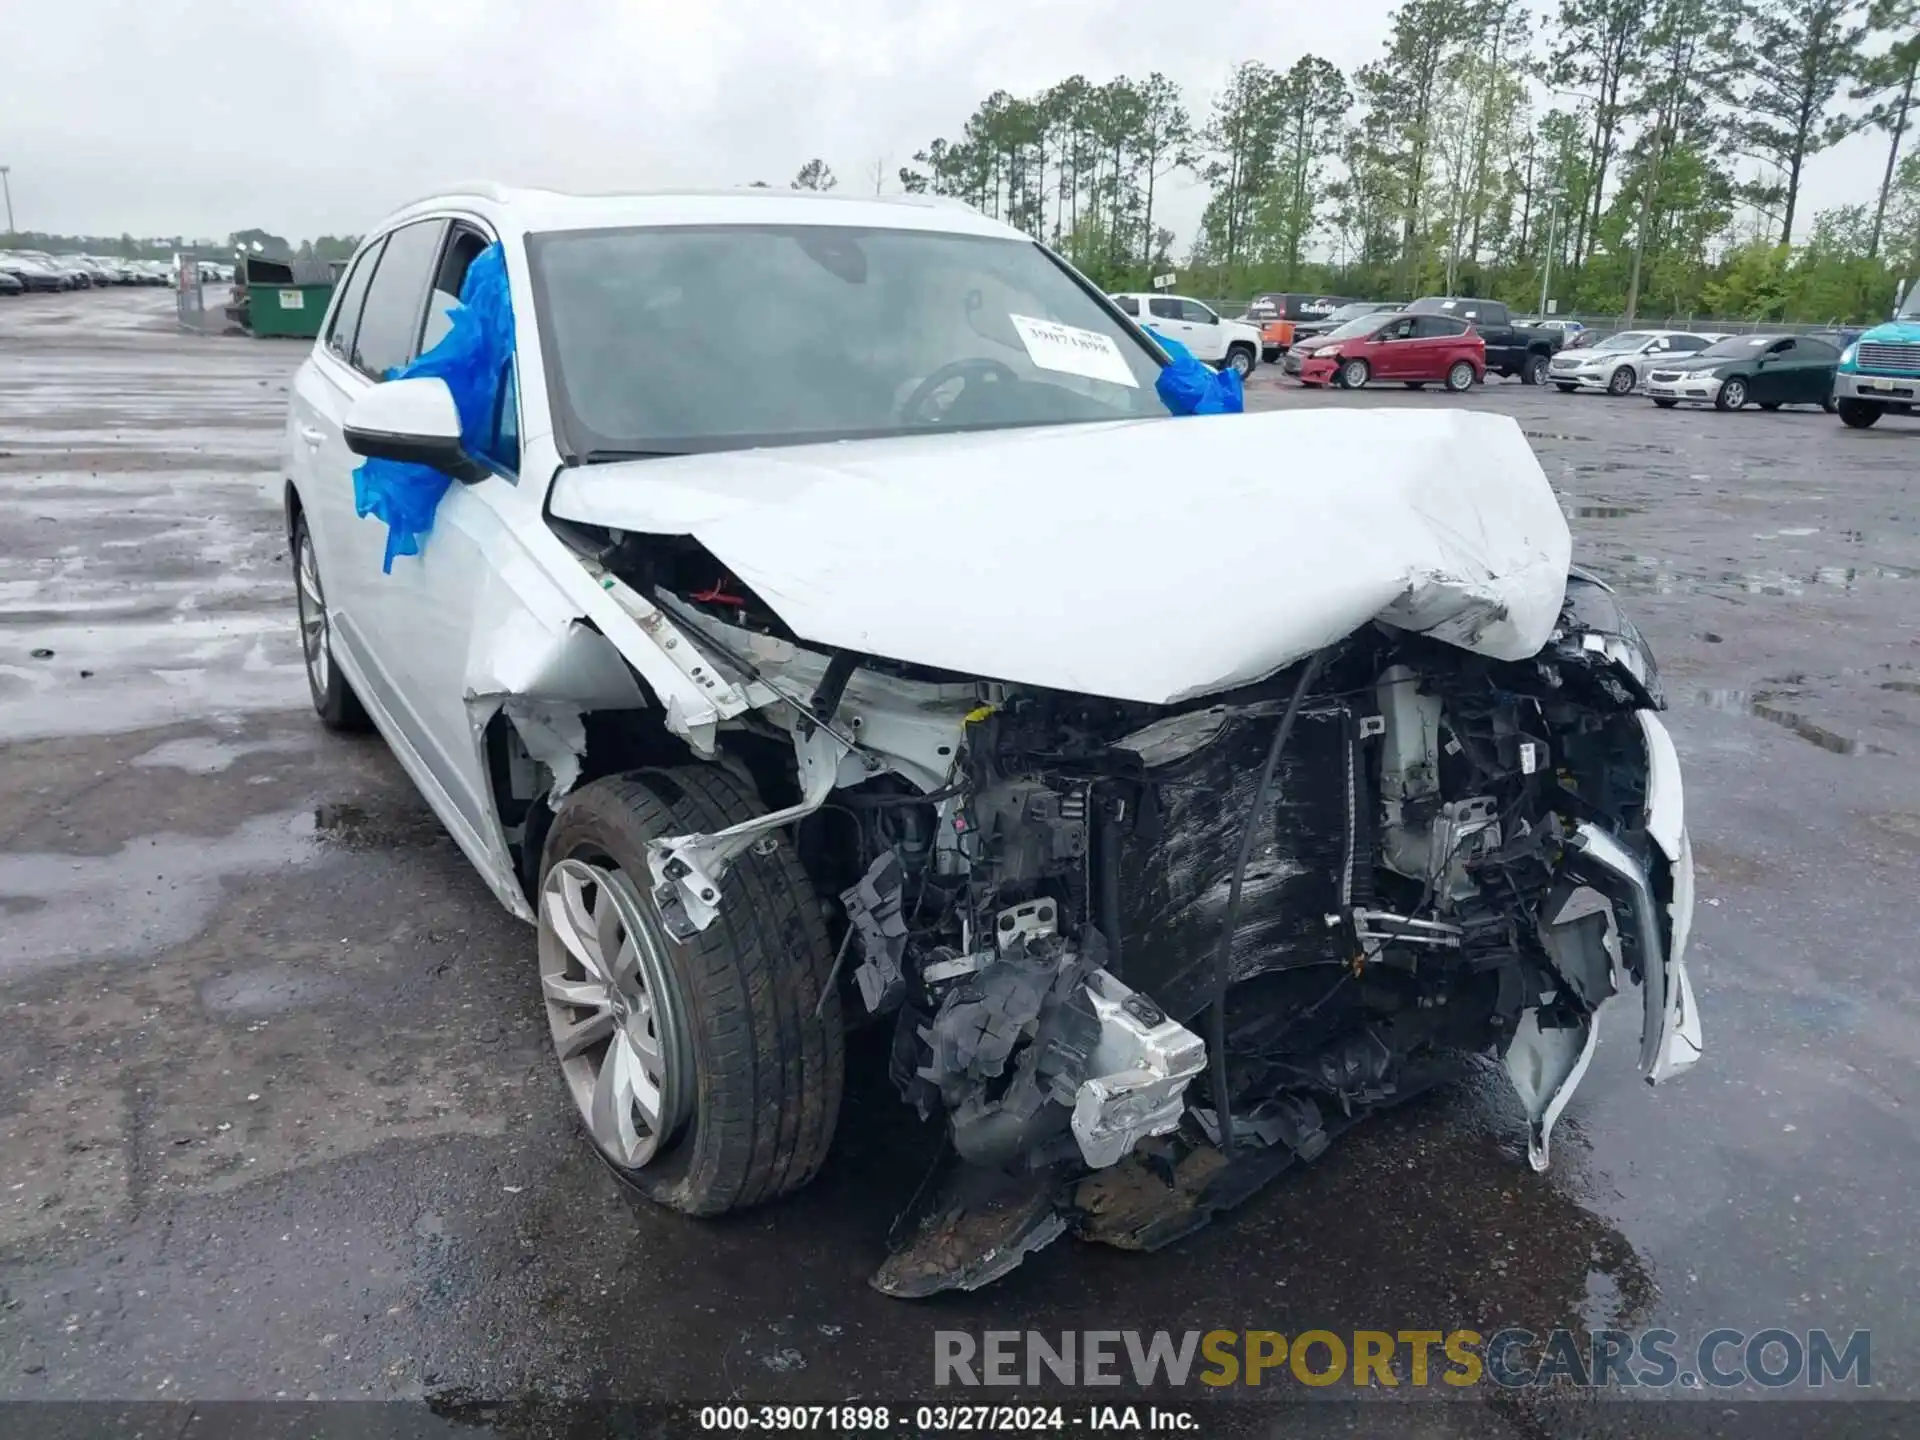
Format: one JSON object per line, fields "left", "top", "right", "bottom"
{"left": 353, "top": 242, "right": 515, "bottom": 571}
{"left": 1148, "top": 329, "right": 1245, "bottom": 415}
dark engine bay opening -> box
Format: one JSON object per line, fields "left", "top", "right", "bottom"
{"left": 583, "top": 526, "right": 1668, "bottom": 1296}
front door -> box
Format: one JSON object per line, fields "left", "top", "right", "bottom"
{"left": 1146, "top": 296, "right": 1195, "bottom": 353}
{"left": 1749, "top": 338, "right": 1796, "bottom": 404}
{"left": 1371, "top": 315, "right": 1419, "bottom": 379}
{"left": 1178, "top": 299, "right": 1227, "bottom": 362}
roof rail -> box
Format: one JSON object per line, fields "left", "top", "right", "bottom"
{"left": 392, "top": 180, "right": 515, "bottom": 210}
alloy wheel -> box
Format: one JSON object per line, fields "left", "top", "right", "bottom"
{"left": 295, "top": 530, "right": 329, "bottom": 697}
{"left": 1608, "top": 366, "right": 1635, "bottom": 395}
{"left": 538, "top": 857, "right": 695, "bottom": 1169}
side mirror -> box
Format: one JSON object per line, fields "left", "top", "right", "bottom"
{"left": 343, "top": 377, "right": 488, "bottom": 483}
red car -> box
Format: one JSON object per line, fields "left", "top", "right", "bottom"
{"left": 1296, "top": 312, "right": 1485, "bottom": 391}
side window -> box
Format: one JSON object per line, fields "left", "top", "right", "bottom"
{"left": 1479, "top": 302, "right": 1508, "bottom": 328}
{"left": 1180, "top": 299, "right": 1217, "bottom": 324}
{"left": 420, "top": 225, "right": 492, "bottom": 354}
{"left": 350, "top": 219, "right": 448, "bottom": 379}
{"left": 1148, "top": 297, "right": 1182, "bottom": 321}
{"left": 323, "top": 240, "right": 384, "bottom": 363}
{"left": 1801, "top": 339, "right": 1838, "bottom": 362}
{"left": 485, "top": 356, "right": 521, "bottom": 475}
{"left": 1112, "top": 295, "right": 1140, "bottom": 317}
{"left": 1413, "top": 316, "right": 1464, "bottom": 338}
{"left": 1669, "top": 335, "right": 1707, "bottom": 353}
{"left": 1767, "top": 338, "right": 1795, "bottom": 356}
{"left": 1383, "top": 317, "right": 1417, "bottom": 341}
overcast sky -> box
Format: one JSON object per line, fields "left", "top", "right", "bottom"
{"left": 0, "top": 0, "right": 1892, "bottom": 248}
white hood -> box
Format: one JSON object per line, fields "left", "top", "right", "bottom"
{"left": 547, "top": 409, "right": 1572, "bottom": 706}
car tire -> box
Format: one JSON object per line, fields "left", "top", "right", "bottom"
{"left": 1714, "top": 377, "right": 1748, "bottom": 411}
{"left": 1555, "top": 383, "right": 1577, "bottom": 393}
{"left": 1226, "top": 345, "right": 1256, "bottom": 378}
{"left": 1823, "top": 394, "right": 1838, "bottom": 414}
{"left": 1339, "top": 358, "right": 1371, "bottom": 389}
{"left": 1653, "top": 398, "right": 1679, "bottom": 409}
{"left": 1521, "top": 353, "right": 1550, "bottom": 386}
{"left": 1836, "top": 399, "right": 1881, "bottom": 429}
{"left": 538, "top": 767, "right": 845, "bottom": 1216}
{"left": 292, "top": 515, "right": 371, "bottom": 732}
{"left": 1404, "top": 381, "right": 1428, "bottom": 389}
{"left": 1759, "top": 401, "right": 1782, "bottom": 411}
{"left": 1444, "top": 360, "right": 1476, "bottom": 393}
{"left": 1607, "top": 365, "right": 1637, "bottom": 396}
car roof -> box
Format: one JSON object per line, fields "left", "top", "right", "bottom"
{"left": 377, "top": 183, "right": 1027, "bottom": 243}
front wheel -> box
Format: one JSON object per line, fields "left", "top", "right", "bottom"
{"left": 1521, "top": 353, "right": 1550, "bottom": 386}
{"left": 1340, "top": 357, "right": 1371, "bottom": 389}
{"left": 1445, "top": 360, "right": 1476, "bottom": 393}
{"left": 1836, "top": 398, "right": 1882, "bottom": 429}
{"left": 1226, "top": 346, "right": 1255, "bottom": 378}
{"left": 1715, "top": 377, "right": 1748, "bottom": 411}
{"left": 538, "top": 767, "right": 845, "bottom": 1215}
{"left": 1607, "top": 365, "right": 1637, "bottom": 396}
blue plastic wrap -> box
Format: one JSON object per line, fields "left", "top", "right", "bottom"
{"left": 1148, "top": 329, "right": 1245, "bottom": 416}
{"left": 353, "top": 242, "right": 515, "bottom": 571}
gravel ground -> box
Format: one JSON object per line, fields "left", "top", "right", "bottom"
{"left": 1, "top": 290, "right": 1916, "bottom": 1437}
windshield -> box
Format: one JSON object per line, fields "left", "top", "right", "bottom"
{"left": 1696, "top": 336, "right": 1775, "bottom": 359}
{"left": 1320, "top": 313, "right": 1397, "bottom": 342}
{"left": 1592, "top": 331, "right": 1654, "bottom": 353}
{"left": 528, "top": 224, "right": 1167, "bottom": 457}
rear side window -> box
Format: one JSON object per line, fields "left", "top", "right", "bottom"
{"left": 1800, "top": 338, "right": 1838, "bottom": 361}
{"left": 1478, "top": 302, "right": 1508, "bottom": 327}
{"left": 1669, "top": 334, "right": 1708, "bottom": 353}
{"left": 351, "top": 219, "right": 447, "bottom": 379}
{"left": 1112, "top": 295, "right": 1139, "bottom": 316}
{"left": 324, "top": 240, "right": 384, "bottom": 364}
{"left": 1148, "top": 297, "right": 1182, "bottom": 321}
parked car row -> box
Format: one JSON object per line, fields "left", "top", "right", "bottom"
{"left": 1267, "top": 295, "right": 1566, "bottom": 391}
{"left": 0, "top": 250, "right": 175, "bottom": 293}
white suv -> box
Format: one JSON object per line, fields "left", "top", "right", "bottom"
{"left": 283, "top": 184, "right": 1699, "bottom": 1296}
{"left": 1109, "top": 291, "right": 1263, "bottom": 376}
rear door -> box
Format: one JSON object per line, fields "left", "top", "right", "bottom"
{"left": 1178, "top": 298, "right": 1228, "bottom": 361}
{"left": 1792, "top": 337, "right": 1840, "bottom": 403}
{"left": 1411, "top": 315, "right": 1467, "bottom": 378}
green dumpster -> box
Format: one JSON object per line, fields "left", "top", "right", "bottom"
{"left": 238, "top": 255, "right": 343, "bottom": 339}
{"left": 247, "top": 282, "right": 334, "bottom": 338}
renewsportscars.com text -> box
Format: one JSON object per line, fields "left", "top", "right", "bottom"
{"left": 933, "top": 1328, "right": 1871, "bottom": 1390}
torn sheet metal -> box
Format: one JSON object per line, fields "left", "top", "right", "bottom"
{"left": 645, "top": 724, "right": 848, "bottom": 938}
{"left": 500, "top": 698, "right": 587, "bottom": 801}
{"left": 546, "top": 408, "right": 1571, "bottom": 705}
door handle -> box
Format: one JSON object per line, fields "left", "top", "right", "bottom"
{"left": 297, "top": 424, "right": 325, "bottom": 448}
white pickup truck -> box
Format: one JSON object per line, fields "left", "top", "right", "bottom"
{"left": 1110, "top": 292, "right": 1264, "bottom": 376}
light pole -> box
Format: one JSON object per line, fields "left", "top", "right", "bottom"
{"left": 1537, "top": 205, "right": 1558, "bottom": 318}
{"left": 0, "top": 167, "right": 14, "bottom": 234}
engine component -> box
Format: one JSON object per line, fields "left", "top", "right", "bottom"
{"left": 1065, "top": 968, "right": 1206, "bottom": 1168}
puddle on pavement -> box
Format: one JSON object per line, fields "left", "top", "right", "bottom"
{"left": 1565, "top": 503, "right": 1643, "bottom": 519}
{"left": 0, "top": 809, "right": 319, "bottom": 977}
{"left": 1883, "top": 681, "right": 1920, "bottom": 696}
{"left": 1606, "top": 557, "right": 1917, "bottom": 597}
{"left": 1692, "top": 689, "right": 1891, "bottom": 756}
{"left": 133, "top": 732, "right": 309, "bottom": 775}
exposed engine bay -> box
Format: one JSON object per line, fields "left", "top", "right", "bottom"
{"left": 541, "top": 523, "right": 1701, "bottom": 1297}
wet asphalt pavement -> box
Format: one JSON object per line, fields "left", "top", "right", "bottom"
{"left": 1, "top": 289, "right": 1916, "bottom": 1437}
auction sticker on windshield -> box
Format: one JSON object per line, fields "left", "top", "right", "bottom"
{"left": 1010, "top": 315, "right": 1139, "bottom": 388}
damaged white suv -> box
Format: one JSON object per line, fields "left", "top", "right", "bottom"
{"left": 285, "top": 185, "right": 1700, "bottom": 1296}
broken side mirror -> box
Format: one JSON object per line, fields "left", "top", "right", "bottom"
{"left": 344, "top": 376, "right": 489, "bottom": 484}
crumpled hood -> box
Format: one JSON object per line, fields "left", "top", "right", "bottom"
{"left": 548, "top": 409, "right": 1573, "bottom": 706}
